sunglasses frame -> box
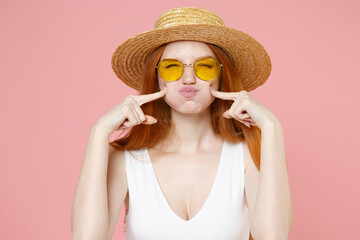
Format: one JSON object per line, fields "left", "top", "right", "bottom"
{"left": 155, "top": 56, "right": 223, "bottom": 82}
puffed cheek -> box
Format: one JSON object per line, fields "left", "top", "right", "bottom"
{"left": 209, "top": 83, "right": 218, "bottom": 91}
{"left": 158, "top": 81, "right": 167, "bottom": 90}
{"left": 164, "top": 92, "right": 180, "bottom": 104}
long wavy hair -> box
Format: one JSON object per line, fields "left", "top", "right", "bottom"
{"left": 110, "top": 42, "right": 260, "bottom": 239}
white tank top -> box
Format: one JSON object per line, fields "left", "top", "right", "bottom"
{"left": 124, "top": 140, "right": 250, "bottom": 240}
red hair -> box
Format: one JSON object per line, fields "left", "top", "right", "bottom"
{"left": 110, "top": 42, "right": 261, "bottom": 239}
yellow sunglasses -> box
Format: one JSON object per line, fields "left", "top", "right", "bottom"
{"left": 155, "top": 56, "right": 222, "bottom": 82}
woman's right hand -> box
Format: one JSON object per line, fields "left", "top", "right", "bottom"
{"left": 93, "top": 88, "right": 167, "bottom": 136}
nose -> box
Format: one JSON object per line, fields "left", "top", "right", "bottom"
{"left": 181, "top": 64, "right": 196, "bottom": 85}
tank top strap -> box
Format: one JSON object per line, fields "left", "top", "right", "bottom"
{"left": 213, "top": 140, "right": 246, "bottom": 204}
{"left": 125, "top": 148, "right": 160, "bottom": 206}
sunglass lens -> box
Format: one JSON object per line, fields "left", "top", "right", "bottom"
{"left": 195, "top": 57, "right": 221, "bottom": 81}
{"left": 158, "top": 59, "right": 183, "bottom": 81}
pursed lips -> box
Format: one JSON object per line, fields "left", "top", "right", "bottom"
{"left": 179, "top": 86, "right": 198, "bottom": 98}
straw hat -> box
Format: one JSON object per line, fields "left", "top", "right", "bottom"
{"left": 111, "top": 7, "right": 272, "bottom": 91}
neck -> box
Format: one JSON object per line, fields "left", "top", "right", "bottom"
{"left": 159, "top": 107, "right": 222, "bottom": 154}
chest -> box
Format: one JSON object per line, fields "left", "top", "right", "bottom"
{"left": 156, "top": 152, "right": 222, "bottom": 220}
{"left": 124, "top": 141, "right": 252, "bottom": 239}
{"left": 127, "top": 148, "right": 227, "bottom": 221}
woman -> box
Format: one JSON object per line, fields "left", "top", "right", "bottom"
{"left": 71, "top": 7, "right": 293, "bottom": 240}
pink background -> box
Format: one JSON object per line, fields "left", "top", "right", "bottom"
{"left": 1, "top": 0, "right": 359, "bottom": 239}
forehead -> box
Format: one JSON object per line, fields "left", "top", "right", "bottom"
{"left": 160, "top": 40, "right": 216, "bottom": 60}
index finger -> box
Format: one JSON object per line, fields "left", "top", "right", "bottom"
{"left": 209, "top": 86, "right": 238, "bottom": 100}
{"left": 137, "top": 87, "right": 167, "bottom": 106}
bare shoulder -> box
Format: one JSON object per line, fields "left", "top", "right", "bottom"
{"left": 243, "top": 140, "right": 260, "bottom": 229}
{"left": 108, "top": 145, "right": 127, "bottom": 182}
{"left": 107, "top": 144, "right": 127, "bottom": 194}
{"left": 108, "top": 144, "right": 125, "bottom": 162}
{"left": 242, "top": 140, "right": 259, "bottom": 175}
{"left": 106, "top": 145, "right": 128, "bottom": 239}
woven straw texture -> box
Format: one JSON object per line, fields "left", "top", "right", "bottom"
{"left": 111, "top": 7, "right": 272, "bottom": 91}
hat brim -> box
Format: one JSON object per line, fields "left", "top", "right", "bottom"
{"left": 111, "top": 24, "right": 272, "bottom": 91}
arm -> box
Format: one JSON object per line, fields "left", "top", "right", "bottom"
{"left": 71, "top": 89, "right": 166, "bottom": 239}
{"left": 251, "top": 122, "right": 293, "bottom": 240}
{"left": 71, "top": 127, "right": 111, "bottom": 239}
{"left": 208, "top": 86, "right": 293, "bottom": 240}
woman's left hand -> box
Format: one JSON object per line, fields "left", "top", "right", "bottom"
{"left": 209, "top": 86, "right": 281, "bottom": 130}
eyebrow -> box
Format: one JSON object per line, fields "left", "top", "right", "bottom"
{"left": 161, "top": 55, "right": 217, "bottom": 62}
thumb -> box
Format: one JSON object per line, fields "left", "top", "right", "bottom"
{"left": 142, "top": 115, "right": 158, "bottom": 125}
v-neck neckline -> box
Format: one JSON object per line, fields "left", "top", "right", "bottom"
{"left": 146, "top": 140, "right": 227, "bottom": 223}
